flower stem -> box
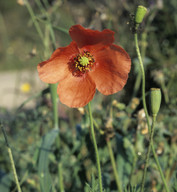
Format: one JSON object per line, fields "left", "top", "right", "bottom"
{"left": 58, "top": 162, "right": 64, "bottom": 192}
{"left": 129, "top": 130, "right": 138, "bottom": 188}
{"left": 24, "top": 0, "right": 44, "bottom": 42}
{"left": 151, "top": 141, "right": 170, "bottom": 192}
{"left": 140, "top": 115, "right": 156, "bottom": 192}
{"left": 1, "top": 123, "right": 22, "bottom": 192}
{"left": 106, "top": 138, "right": 122, "bottom": 192}
{"left": 134, "top": 32, "right": 170, "bottom": 192}
{"left": 134, "top": 33, "right": 149, "bottom": 129}
{"left": 49, "top": 84, "right": 59, "bottom": 130}
{"left": 25, "top": 2, "right": 64, "bottom": 190}
{"left": 87, "top": 102, "right": 103, "bottom": 192}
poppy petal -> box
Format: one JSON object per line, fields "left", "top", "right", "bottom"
{"left": 37, "top": 41, "right": 79, "bottom": 84}
{"left": 69, "top": 25, "right": 115, "bottom": 50}
{"left": 57, "top": 74, "right": 96, "bottom": 108}
{"left": 89, "top": 44, "right": 131, "bottom": 95}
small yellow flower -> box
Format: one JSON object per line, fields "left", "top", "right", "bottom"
{"left": 17, "top": 0, "right": 25, "bottom": 6}
{"left": 20, "top": 83, "right": 31, "bottom": 93}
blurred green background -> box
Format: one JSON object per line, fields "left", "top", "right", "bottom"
{"left": 0, "top": 0, "right": 177, "bottom": 191}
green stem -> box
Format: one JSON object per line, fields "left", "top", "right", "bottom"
{"left": 134, "top": 33, "right": 149, "bottom": 130}
{"left": 1, "top": 124, "right": 22, "bottom": 192}
{"left": 140, "top": 115, "right": 156, "bottom": 192}
{"left": 151, "top": 142, "right": 170, "bottom": 191}
{"left": 58, "top": 162, "right": 64, "bottom": 192}
{"left": 25, "top": 2, "right": 64, "bottom": 190}
{"left": 43, "top": 25, "right": 59, "bottom": 131}
{"left": 25, "top": 0, "right": 59, "bottom": 131}
{"left": 134, "top": 32, "right": 170, "bottom": 192}
{"left": 132, "top": 32, "right": 147, "bottom": 98}
{"left": 34, "top": 0, "right": 57, "bottom": 50}
{"left": 35, "top": 17, "right": 68, "bottom": 34}
{"left": 35, "top": 2, "right": 59, "bottom": 132}
{"left": 129, "top": 154, "right": 137, "bottom": 188}
{"left": 87, "top": 102, "right": 103, "bottom": 192}
{"left": 129, "top": 130, "right": 138, "bottom": 188}
{"left": 24, "top": 0, "right": 44, "bottom": 42}
{"left": 8, "top": 148, "right": 22, "bottom": 192}
{"left": 49, "top": 83, "right": 59, "bottom": 130}
{"left": 106, "top": 139, "right": 122, "bottom": 192}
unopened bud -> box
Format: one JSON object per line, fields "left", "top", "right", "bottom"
{"left": 150, "top": 88, "right": 161, "bottom": 117}
{"left": 135, "top": 5, "right": 147, "bottom": 24}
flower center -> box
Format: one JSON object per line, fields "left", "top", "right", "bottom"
{"left": 72, "top": 51, "right": 95, "bottom": 76}
{"left": 79, "top": 56, "right": 89, "bottom": 66}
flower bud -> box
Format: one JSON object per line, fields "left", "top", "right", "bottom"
{"left": 135, "top": 5, "right": 147, "bottom": 24}
{"left": 150, "top": 88, "right": 161, "bottom": 117}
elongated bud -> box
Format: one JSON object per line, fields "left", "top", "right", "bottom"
{"left": 150, "top": 88, "right": 161, "bottom": 117}
{"left": 135, "top": 5, "right": 147, "bottom": 24}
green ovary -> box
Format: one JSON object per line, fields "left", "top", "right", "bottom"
{"left": 79, "top": 56, "right": 89, "bottom": 66}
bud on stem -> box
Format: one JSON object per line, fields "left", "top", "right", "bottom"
{"left": 150, "top": 88, "right": 162, "bottom": 117}
{"left": 135, "top": 5, "right": 147, "bottom": 29}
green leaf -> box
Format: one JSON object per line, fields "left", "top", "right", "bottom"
{"left": 115, "top": 134, "right": 132, "bottom": 187}
{"left": 124, "top": 185, "right": 140, "bottom": 192}
{"left": 0, "top": 173, "right": 12, "bottom": 192}
{"left": 38, "top": 128, "right": 59, "bottom": 192}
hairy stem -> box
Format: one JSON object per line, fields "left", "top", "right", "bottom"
{"left": 1, "top": 123, "right": 22, "bottom": 192}
{"left": 134, "top": 31, "right": 169, "bottom": 192}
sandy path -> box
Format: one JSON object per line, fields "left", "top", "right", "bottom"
{"left": 0, "top": 70, "right": 46, "bottom": 109}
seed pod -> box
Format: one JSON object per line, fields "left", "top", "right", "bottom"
{"left": 150, "top": 88, "right": 162, "bottom": 117}
{"left": 135, "top": 5, "right": 147, "bottom": 24}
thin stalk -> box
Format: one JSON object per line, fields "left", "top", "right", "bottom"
{"left": 35, "top": 17, "right": 68, "bottom": 34}
{"left": 43, "top": 25, "right": 59, "bottom": 130}
{"left": 151, "top": 141, "right": 170, "bottom": 191}
{"left": 34, "top": 0, "right": 57, "bottom": 50}
{"left": 106, "top": 139, "right": 122, "bottom": 192}
{"left": 129, "top": 130, "right": 138, "bottom": 188}
{"left": 7, "top": 148, "right": 22, "bottom": 192}
{"left": 1, "top": 123, "right": 22, "bottom": 192}
{"left": 34, "top": 0, "right": 59, "bottom": 131}
{"left": 17, "top": 88, "right": 49, "bottom": 111}
{"left": 132, "top": 32, "right": 147, "bottom": 98}
{"left": 24, "top": 0, "right": 44, "bottom": 42}
{"left": 43, "top": 26, "right": 61, "bottom": 181}
{"left": 25, "top": 2, "right": 64, "bottom": 190}
{"left": 134, "top": 32, "right": 149, "bottom": 130}
{"left": 58, "top": 163, "right": 64, "bottom": 192}
{"left": 25, "top": 0, "right": 60, "bottom": 135}
{"left": 87, "top": 102, "right": 103, "bottom": 192}
{"left": 140, "top": 115, "right": 156, "bottom": 192}
{"left": 49, "top": 83, "right": 59, "bottom": 130}
{"left": 91, "top": 106, "right": 122, "bottom": 191}
{"left": 134, "top": 31, "right": 170, "bottom": 192}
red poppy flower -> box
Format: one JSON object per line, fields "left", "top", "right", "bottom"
{"left": 37, "top": 25, "right": 131, "bottom": 108}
